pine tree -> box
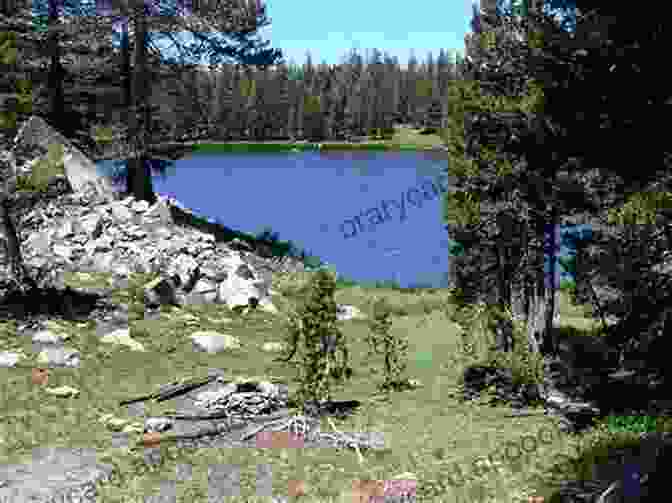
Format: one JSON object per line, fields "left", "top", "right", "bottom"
{"left": 441, "top": 0, "right": 605, "bottom": 357}
{"left": 213, "top": 65, "right": 237, "bottom": 139}
{"left": 96, "top": 0, "right": 284, "bottom": 201}
{"left": 536, "top": 0, "right": 672, "bottom": 365}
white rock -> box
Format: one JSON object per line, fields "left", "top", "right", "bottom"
{"left": 190, "top": 331, "right": 241, "bottom": 353}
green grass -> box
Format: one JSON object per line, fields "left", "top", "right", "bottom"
{"left": 594, "top": 414, "right": 672, "bottom": 436}
{"left": 8, "top": 122, "right": 660, "bottom": 502}
{"left": 0, "top": 181, "right": 655, "bottom": 502}
{"left": 1, "top": 263, "right": 662, "bottom": 503}
{"left": 178, "top": 124, "right": 448, "bottom": 155}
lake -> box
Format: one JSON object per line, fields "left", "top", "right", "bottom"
{"left": 96, "top": 149, "right": 589, "bottom": 288}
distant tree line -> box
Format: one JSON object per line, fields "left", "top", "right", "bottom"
{"left": 0, "top": 0, "right": 471, "bottom": 148}
{"left": 152, "top": 47, "right": 470, "bottom": 143}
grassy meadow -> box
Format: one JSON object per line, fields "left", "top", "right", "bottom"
{"left": 0, "top": 266, "right": 667, "bottom": 503}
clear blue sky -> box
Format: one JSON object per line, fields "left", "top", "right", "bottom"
{"left": 249, "top": 0, "right": 473, "bottom": 68}
{"left": 113, "top": 0, "right": 476, "bottom": 68}
{"left": 119, "top": 0, "right": 577, "bottom": 69}
{"left": 52, "top": 0, "right": 577, "bottom": 70}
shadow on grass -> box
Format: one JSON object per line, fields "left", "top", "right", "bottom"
{"left": 0, "top": 284, "right": 107, "bottom": 322}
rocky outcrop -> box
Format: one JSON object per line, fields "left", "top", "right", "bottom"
{"left": 0, "top": 115, "right": 119, "bottom": 304}
{"left": 2, "top": 176, "right": 280, "bottom": 313}
{"left": 6, "top": 115, "right": 116, "bottom": 199}
{"left": 0, "top": 116, "right": 283, "bottom": 315}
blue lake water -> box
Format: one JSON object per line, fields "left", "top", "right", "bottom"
{"left": 96, "top": 151, "right": 590, "bottom": 288}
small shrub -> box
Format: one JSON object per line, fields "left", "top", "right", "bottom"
{"left": 271, "top": 269, "right": 316, "bottom": 300}
{"left": 364, "top": 296, "right": 411, "bottom": 392}
{"left": 387, "top": 304, "right": 409, "bottom": 317}
{"left": 129, "top": 324, "right": 152, "bottom": 341}
{"left": 274, "top": 269, "right": 353, "bottom": 414}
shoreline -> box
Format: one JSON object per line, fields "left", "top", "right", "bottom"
{"left": 157, "top": 139, "right": 448, "bottom": 148}
{"left": 90, "top": 142, "right": 449, "bottom": 161}
{"left": 150, "top": 140, "right": 450, "bottom": 157}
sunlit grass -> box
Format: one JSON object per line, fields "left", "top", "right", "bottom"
{"left": 0, "top": 241, "right": 657, "bottom": 502}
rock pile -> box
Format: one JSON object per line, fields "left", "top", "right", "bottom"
{"left": 11, "top": 184, "right": 281, "bottom": 312}
{"left": 1, "top": 116, "right": 313, "bottom": 315}
{"left": 192, "top": 379, "right": 290, "bottom": 417}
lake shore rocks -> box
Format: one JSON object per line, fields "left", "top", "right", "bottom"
{"left": 2, "top": 119, "right": 301, "bottom": 315}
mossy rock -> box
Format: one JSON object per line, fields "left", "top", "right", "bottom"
{"left": 14, "top": 142, "right": 66, "bottom": 193}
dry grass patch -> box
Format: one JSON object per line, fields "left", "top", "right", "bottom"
{"left": 389, "top": 124, "right": 447, "bottom": 149}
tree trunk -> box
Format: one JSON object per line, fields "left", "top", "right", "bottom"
{"left": 123, "top": 0, "right": 156, "bottom": 204}
{"left": 543, "top": 217, "right": 561, "bottom": 356}
{"left": 525, "top": 213, "right": 561, "bottom": 358}
{"left": 494, "top": 213, "right": 515, "bottom": 353}
{"left": 46, "top": 0, "right": 66, "bottom": 136}
{"left": 526, "top": 273, "right": 544, "bottom": 355}
{"left": 510, "top": 279, "right": 528, "bottom": 324}
{"left": 510, "top": 217, "right": 531, "bottom": 325}
{"left": 0, "top": 193, "right": 37, "bottom": 300}
{"left": 126, "top": 157, "right": 155, "bottom": 205}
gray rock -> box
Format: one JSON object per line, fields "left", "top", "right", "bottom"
{"left": 6, "top": 115, "right": 116, "bottom": 199}
{"left": 0, "top": 446, "right": 115, "bottom": 503}
{"left": 336, "top": 303, "right": 367, "bottom": 321}
{"left": 3, "top": 181, "right": 278, "bottom": 315}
